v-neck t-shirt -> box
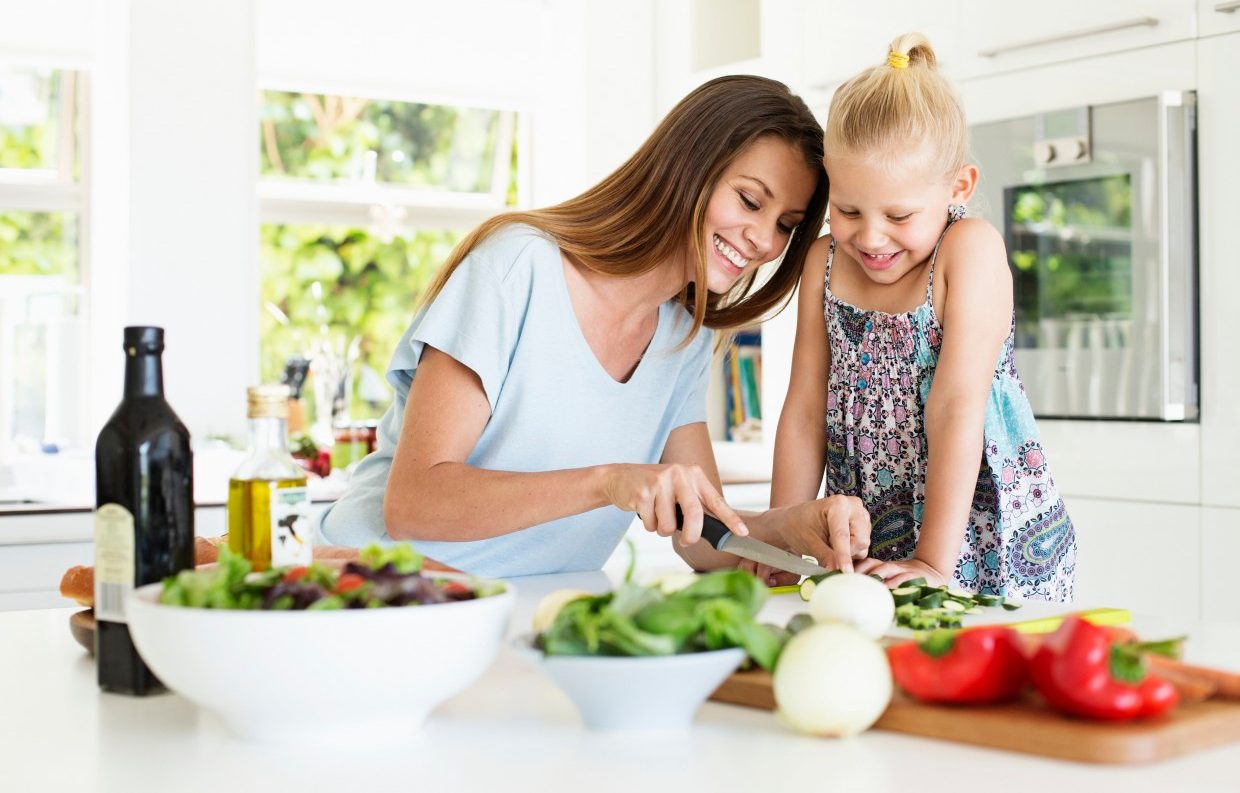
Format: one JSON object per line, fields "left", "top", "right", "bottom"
{"left": 318, "top": 223, "right": 714, "bottom": 577}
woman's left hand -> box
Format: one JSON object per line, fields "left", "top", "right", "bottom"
{"left": 854, "top": 557, "right": 949, "bottom": 589}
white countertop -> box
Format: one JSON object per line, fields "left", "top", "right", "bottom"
{"left": 3, "top": 571, "right": 1240, "bottom": 793}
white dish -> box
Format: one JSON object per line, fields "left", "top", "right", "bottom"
{"left": 514, "top": 634, "right": 746, "bottom": 731}
{"left": 126, "top": 574, "right": 514, "bottom": 745}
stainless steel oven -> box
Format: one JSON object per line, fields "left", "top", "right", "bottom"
{"left": 970, "top": 92, "right": 1197, "bottom": 421}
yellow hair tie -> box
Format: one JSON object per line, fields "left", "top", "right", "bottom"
{"left": 887, "top": 51, "right": 910, "bottom": 69}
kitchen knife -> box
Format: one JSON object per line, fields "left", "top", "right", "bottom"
{"left": 676, "top": 508, "right": 831, "bottom": 578}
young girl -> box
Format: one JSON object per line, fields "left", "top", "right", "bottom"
{"left": 771, "top": 33, "right": 1076, "bottom": 601}
{"left": 320, "top": 75, "right": 872, "bottom": 578}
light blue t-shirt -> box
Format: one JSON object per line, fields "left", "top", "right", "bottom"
{"left": 318, "top": 224, "right": 714, "bottom": 577}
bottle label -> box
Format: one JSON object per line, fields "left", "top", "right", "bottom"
{"left": 270, "top": 486, "right": 313, "bottom": 567}
{"left": 95, "top": 503, "right": 135, "bottom": 623}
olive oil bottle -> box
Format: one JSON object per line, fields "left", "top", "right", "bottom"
{"left": 95, "top": 326, "right": 194, "bottom": 695}
{"left": 228, "top": 385, "right": 312, "bottom": 571}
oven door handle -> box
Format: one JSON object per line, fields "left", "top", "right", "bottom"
{"left": 1156, "top": 91, "right": 1198, "bottom": 421}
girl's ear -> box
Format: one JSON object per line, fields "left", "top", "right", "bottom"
{"left": 950, "top": 164, "right": 979, "bottom": 204}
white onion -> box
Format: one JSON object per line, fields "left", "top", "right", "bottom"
{"left": 808, "top": 572, "right": 895, "bottom": 639}
{"left": 773, "top": 623, "right": 892, "bottom": 737}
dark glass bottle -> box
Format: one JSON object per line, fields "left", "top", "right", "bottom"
{"left": 94, "top": 326, "right": 194, "bottom": 695}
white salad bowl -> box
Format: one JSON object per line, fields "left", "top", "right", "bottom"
{"left": 515, "top": 634, "right": 746, "bottom": 731}
{"left": 126, "top": 574, "right": 515, "bottom": 745}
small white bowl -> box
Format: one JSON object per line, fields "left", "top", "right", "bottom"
{"left": 126, "top": 574, "right": 514, "bottom": 745}
{"left": 515, "top": 635, "right": 746, "bottom": 730}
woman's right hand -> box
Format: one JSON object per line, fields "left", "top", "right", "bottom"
{"left": 603, "top": 463, "right": 748, "bottom": 546}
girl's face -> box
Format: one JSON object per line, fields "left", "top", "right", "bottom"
{"left": 696, "top": 136, "right": 818, "bottom": 294}
{"left": 825, "top": 150, "right": 977, "bottom": 286}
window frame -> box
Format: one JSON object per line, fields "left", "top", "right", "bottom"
{"left": 0, "top": 64, "right": 90, "bottom": 454}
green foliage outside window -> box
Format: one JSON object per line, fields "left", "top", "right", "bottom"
{"left": 259, "top": 224, "right": 461, "bottom": 420}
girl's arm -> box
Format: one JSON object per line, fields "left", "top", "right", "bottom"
{"left": 882, "top": 220, "right": 1012, "bottom": 586}
{"left": 770, "top": 235, "right": 833, "bottom": 509}
{"left": 384, "top": 345, "right": 747, "bottom": 543}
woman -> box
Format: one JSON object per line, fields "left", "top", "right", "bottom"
{"left": 319, "top": 75, "right": 871, "bottom": 581}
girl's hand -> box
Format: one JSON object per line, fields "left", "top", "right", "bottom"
{"left": 736, "top": 559, "right": 800, "bottom": 588}
{"left": 778, "top": 495, "right": 872, "bottom": 573}
{"left": 603, "top": 463, "right": 748, "bottom": 546}
{"left": 854, "top": 557, "right": 949, "bottom": 589}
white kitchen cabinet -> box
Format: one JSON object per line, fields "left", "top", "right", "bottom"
{"left": 1202, "top": 507, "right": 1240, "bottom": 623}
{"left": 797, "top": 0, "right": 962, "bottom": 106}
{"left": 1197, "top": 33, "right": 1240, "bottom": 508}
{"left": 1198, "top": 0, "right": 1240, "bottom": 35}
{"left": 1068, "top": 497, "right": 1201, "bottom": 620}
{"left": 951, "top": 0, "right": 1196, "bottom": 79}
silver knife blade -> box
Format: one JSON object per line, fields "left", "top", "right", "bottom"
{"left": 716, "top": 533, "right": 831, "bottom": 578}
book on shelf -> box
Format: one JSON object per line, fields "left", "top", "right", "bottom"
{"left": 723, "top": 330, "right": 762, "bottom": 443}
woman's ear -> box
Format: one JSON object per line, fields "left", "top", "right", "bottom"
{"left": 951, "top": 164, "right": 979, "bottom": 204}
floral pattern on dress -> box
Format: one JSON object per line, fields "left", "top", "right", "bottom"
{"left": 821, "top": 234, "right": 1077, "bottom": 602}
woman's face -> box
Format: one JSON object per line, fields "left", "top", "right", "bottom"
{"left": 696, "top": 136, "right": 819, "bottom": 294}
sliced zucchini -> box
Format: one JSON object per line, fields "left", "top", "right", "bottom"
{"left": 798, "top": 578, "right": 816, "bottom": 602}
{"left": 946, "top": 587, "right": 973, "bottom": 600}
{"left": 787, "top": 613, "right": 815, "bottom": 635}
{"left": 976, "top": 593, "right": 1002, "bottom": 607}
{"left": 891, "top": 586, "right": 921, "bottom": 606}
{"left": 941, "top": 600, "right": 966, "bottom": 613}
{"left": 918, "top": 592, "right": 944, "bottom": 610}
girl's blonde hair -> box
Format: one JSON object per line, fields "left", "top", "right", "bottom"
{"left": 419, "top": 76, "right": 828, "bottom": 338}
{"left": 824, "top": 32, "right": 967, "bottom": 179}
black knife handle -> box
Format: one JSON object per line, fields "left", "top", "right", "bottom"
{"left": 673, "top": 505, "right": 731, "bottom": 549}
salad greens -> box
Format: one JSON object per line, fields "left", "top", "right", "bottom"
{"left": 158, "top": 543, "right": 502, "bottom": 610}
{"left": 537, "top": 569, "right": 786, "bottom": 670}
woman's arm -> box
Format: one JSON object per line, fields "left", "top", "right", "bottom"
{"left": 906, "top": 220, "right": 1012, "bottom": 583}
{"left": 384, "top": 345, "right": 748, "bottom": 543}
{"left": 384, "top": 346, "right": 611, "bottom": 540}
{"left": 770, "top": 236, "right": 833, "bottom": 509}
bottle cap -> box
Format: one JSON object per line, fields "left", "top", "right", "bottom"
{"left": 123, "top": 326, "right": 164, "bottom": 355}
{"left": 247, "top": 384, "right": 291, "bottom": 419}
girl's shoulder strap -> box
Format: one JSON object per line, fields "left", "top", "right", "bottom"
{"left": 825, "top": 237, "right": 837, "bottom": 288}
{"left": 925, "top": 217, "right": 960, "bottom": 302}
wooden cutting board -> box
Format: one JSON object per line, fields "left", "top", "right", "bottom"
{"left": 710, "top": 668, "right": 1240, "bottom": 764}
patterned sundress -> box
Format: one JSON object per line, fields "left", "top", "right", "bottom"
{"left": 823, "top": 224, "right": 1077, "bottom": 602}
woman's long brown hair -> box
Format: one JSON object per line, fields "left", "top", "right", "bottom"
{"left": 418, "top": 75, "right": 828, "bottom": 338}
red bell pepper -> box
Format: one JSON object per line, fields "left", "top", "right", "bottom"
{"left": 887, "top": 626, "right": 1029, "bottom": 704}
{"left": 1029, "top": 615, "right": 1181, "bottom": 721}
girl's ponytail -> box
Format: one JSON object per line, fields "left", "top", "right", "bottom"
{"left": 825, "top": 32, "right": 966, "bottom": 179}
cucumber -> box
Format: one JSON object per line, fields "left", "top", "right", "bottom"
{"left": 902, "top": 577, "right": 928, "bottom": 588}
{"left": 787, "top": 613, "right": 815, "bottom": 635}
{"left": 891, "top": 586, "right": 921, "bottom": 606}
{"left": 798, "top": 571, "right": 841, "bottom": 602}
{"left": 918, "top": 592, "right": 944, "bottom": 610}
{"left": 964, "top": 607, "right": 983, "bottom": 615}
{"left": 976, "top": 593, "right": 1002, "bottom": 607}
{"left": 940, "top": 613, "right": 963, "bottom": 628}
{"left": 941, "top": 600, "right": 966, "bottom": 613}
{"left": 798, "top": 578, "right": 816, "bottom": 602}
{"left": 1001, "top": 601, "right": 1022, "bottom": 611}
{"left": 946, "top": 587, "right": 973, "bottom": 600}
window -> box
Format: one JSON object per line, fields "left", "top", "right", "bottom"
{"left": 0, "top": 66, "right": 84, "bottom": 453}
{"left": 257, "top": 89, "right": 521, "bottom": 436}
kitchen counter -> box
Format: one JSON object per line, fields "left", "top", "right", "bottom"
{"left": 2, "top": 572, "right": 1239, "bottom": 793}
